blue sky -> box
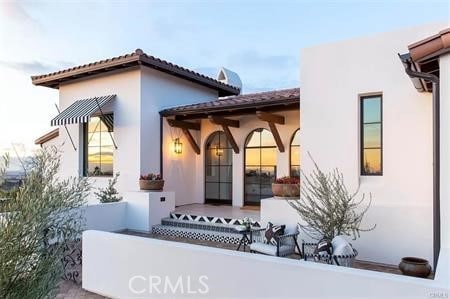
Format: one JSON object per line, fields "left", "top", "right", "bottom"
{"left": 0, "top": 0, "right": 449, "bottom": 154}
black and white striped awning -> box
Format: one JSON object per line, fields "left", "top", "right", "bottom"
{"left": 51, "top": 95, "right": 116, "bottom": 126}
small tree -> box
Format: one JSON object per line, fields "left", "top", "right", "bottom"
{"left": 95, "top": 172, "right": 122, "bottom": 203}
{"left": 288, "top": 154, "right": 375, "bottom": 240}
{"left": 0, "top": 147, "right": 90, "bottom": 299}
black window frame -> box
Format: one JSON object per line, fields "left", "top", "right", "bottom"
{"left": 244, "top": 128, "right": 277, "bottom": 206}
{"left": 360, "top": 94, "right": 383, "bottom": 176}
{"left": 83, "top": 114, "right": 114, "bottom": 177}
{"left": 204, "top": 131, "right": 233, "bottom": 205}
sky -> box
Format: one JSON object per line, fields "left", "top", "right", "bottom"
{"left": 0, "top": 0, "right": 449, "bottom": 157}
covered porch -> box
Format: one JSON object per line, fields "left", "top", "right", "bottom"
{"left": 159, "top": 88, "right": 300, "bottom": 208}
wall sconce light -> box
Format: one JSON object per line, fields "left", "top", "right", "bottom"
{"left": 215, "top": 146, "right": 223, "bottom": 157}
{"left": 174, "top": 138, "right": 182, "bottom": 154}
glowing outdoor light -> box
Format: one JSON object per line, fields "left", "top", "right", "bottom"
{"left": 174, "top": 138, "right": 182, "bottom": 154}
{"left": 215, "top": 145, "right": 223, "bottom": 157}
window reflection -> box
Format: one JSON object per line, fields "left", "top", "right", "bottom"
{"left": 290, "top": 129, "right": 300, "bottom": 177}
{"left": 361, "top": 96, "right": 382, "bottom": 175}
{"left": 84, "top": 116, "right": 114, "bottom": 176}
{"left": 244, "top": 128, "right": 277, "bottom": 205}
{"left": 205, "top": 131, "right": 232, "bottom": 204}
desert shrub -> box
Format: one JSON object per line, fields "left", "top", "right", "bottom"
{"left": 288, "top": 154, "right": 375, "bottom": 240}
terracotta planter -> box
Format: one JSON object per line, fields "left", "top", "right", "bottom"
{"left": 139, "top": 179, "right": 164, "bottom": 191}
{"left": 271, "top": 183, "right": 300, "bottom": 198}
{"left": 399, "top": 257, "right": 431, "bottom": 278}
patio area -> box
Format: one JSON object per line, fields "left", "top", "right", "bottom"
{"left": 119, "top": 229, "right": 405, "bottom": 276}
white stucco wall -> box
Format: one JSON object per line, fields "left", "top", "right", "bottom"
{"left": 55, "top": 67, "right": 219, "bottom": 203}
{"left": 58, "top": 69, "right": 141, "bottom": 202}
{"left": 300, "top": 23, "right": 446, "bottom": 265}
{"left": 163, "top": 109, "right": 300, "bottom": 207}
{"left": 82, "top": 230, "right": 450, "bottom": 299}
{"left": 440, "top": 53, "right": 450, "bottom": 251}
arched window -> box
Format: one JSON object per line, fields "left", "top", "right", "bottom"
{"left": 290, "top": 129, "right": 300, "bottom": 177}
{"left": 244, "top": 128, "right": 277, "bottom": 205}
{"left": 205, "top": 131, "right": 232, "bottom": 204}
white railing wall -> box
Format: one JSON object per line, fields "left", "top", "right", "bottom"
{"left": 83, "top": 230, "right": 449, "bottom": 299}
{"left": 83, "top": 202, "right": 127, "bottom": 232}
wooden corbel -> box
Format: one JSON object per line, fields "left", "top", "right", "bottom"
{"left": 208, "top": 115, "right": 240, "bottom": 154}
{"left": 256, "top": 111, "right": 285, "bottom": 152}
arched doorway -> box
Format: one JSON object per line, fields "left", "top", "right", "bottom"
{"left": 205, "top": 131, "right": 232, "bottom": 205}
{"left": 244, "top": 128, "right": 277, "bottom": 205}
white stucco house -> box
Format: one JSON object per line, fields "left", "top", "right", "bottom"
{"left": 32, "top": 23, "right": 450, "bottom": 297}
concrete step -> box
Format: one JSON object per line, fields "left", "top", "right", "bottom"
{"left": 161, "top": 217, "right": 238, "bottom": 233}
{"left": 152, "top": 224, "right": 242, "bottom": 244}
{"left": 169, "top": 212, "right": 262, "bottom": 227}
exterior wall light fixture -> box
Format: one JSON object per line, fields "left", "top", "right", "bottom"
{"left": 174, "top": 138, "right": 182, "bottom": 154}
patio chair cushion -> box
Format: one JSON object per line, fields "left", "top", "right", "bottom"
{"left": 314, "top": 238, "right": 333, "bottom": 255}
{"left": 264, "top": 222, "right": 285, "bottom": 245}
{"left": 331, "top": 235, "right": 354, "bottom": 256}
{"left": 250, "top": 242, "right": 293, "bottom": 257}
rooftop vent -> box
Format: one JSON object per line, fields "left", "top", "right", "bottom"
{"left": 217, "top": 67, "right": 242, "bottom": 94}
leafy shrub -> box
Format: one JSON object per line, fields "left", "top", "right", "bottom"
{"left": 95, "top": 172, "right": 122, "bottom": 203}
{"left": 0, "top": 147, "right": 90, "bottom": 298}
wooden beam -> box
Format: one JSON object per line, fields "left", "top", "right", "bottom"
{"left": 222, "top": 126, "right": 239, "bottom": 154}
{"left": 256, "top": 111, "right": 285, "bottom": 125}
{"left": 268, "top": 122, "right": 285, "bottom": 153}
{"left": 208, "top": 116, "right": 239, "bottom": 153}
{"left": 167, "top": 119, "right": 200, "bottom": 130}
{"left": 208, "top": 115, "right": 239, "bottom": 128}
{"left": 182, "top": 128, "right": 200, "bottom": 155}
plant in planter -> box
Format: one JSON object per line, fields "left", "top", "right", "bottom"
{"left": 272, "top": 176, "right": 300, "bottom": 198}
{"left": 287, "top": 154, "right": 375, "bottom": 241}
{"left": 139, "top": 173, "right": 164, "bottom": 191}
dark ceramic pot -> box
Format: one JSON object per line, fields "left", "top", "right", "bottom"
{"left": 399, "top": 257, "right": 431, "bottom": 278}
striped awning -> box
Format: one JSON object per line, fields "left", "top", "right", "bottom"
{"left": 51, "top": 95, "right": 116, "bottom": 126}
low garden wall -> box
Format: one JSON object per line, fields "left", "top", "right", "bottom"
{"left": 83, "top": 230, "right": 449, "bottom": 298}
{"left": 83, "top": 201, "right": 127, "bottom": 232}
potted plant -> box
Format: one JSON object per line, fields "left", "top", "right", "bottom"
{"left": 399, "top": 257, "right": 431, "bottom": 278}
{"left": 272, "top": 176, "right": 300, "bottom": 198}
{"left": 139, "top": 173, "right": 164, "bottom": 191}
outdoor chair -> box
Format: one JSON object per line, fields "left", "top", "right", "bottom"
{"left": 302, "top": 241, "right": 358, "bottom": 267}
{"left": 249, "top": 224, "right": 302, "bottom": 257}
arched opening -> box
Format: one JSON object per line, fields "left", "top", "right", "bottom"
{"left": 290, "top": 129, "right": 300, "bottom": 177}
{"left": 205, "top": 131, "right": 232, "bottom": 205}
{"left": 244, "top": 128, "right": 277, "bottom": 205}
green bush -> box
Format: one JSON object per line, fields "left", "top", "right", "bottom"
{"left": 0, "top": 147, "right": 90, "bottom": 299}
{"left": 95, "top": 172, "right": 122, "bottom": 203}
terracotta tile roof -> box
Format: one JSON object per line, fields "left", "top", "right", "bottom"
{"left": 409, "top": 28, "right": 450, "bottom": 62}
{"left": 31, "top": 49, "right": 240, "bottom": 96}
{"left": 35, "top": 128, "right": 59, "bottom": 145}
{"left": 160, "top": 88, "right": 299, "bottom": 117}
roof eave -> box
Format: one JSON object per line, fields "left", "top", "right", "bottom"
{"left": 30, "top": 52, "right": 240, "bottom": 96}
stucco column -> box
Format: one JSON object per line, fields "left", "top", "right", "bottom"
{"left": 232, "top": 152, "right": 244, "bottom": 207}
{"left": 440, "top": 53, "right": 450, "bottom": 250}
